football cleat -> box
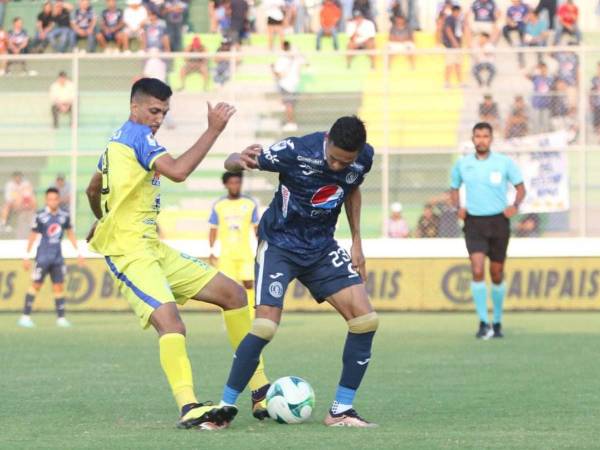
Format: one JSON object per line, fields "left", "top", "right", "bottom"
{"left": 251, "top": 384, "right": 271, "bottom": 420}
{"left": 324, "top": 408, "right": 378, "bottom": 428}
{"left": 476, "top": 321, "right": 494, "bottom": 340}
{"left": 492, "top": 323, "right": 504, "bottom": 338}
{"left": 56, "top": 317, "right": 72, "bottom": 328}
{"left": 18, "top": 315, "right": 35, "bottom": 328}
{"left": 177, "top": 402, "right": 220, "bottom": 430}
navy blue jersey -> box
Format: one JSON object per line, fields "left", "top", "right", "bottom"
{"left": 72, "top": 8, "right": 96, "bottom": 30}
{"left": 101, "top": 8, "right": 124, "bottom": 28}
{"left": 32, "top": 208, "right": 71, "bottom": 261}
{"left": 256, "top": 132, "right": 374, "bottom": 254}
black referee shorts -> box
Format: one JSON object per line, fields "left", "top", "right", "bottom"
{"left": 463, "top": 213, "right": 510, "bottom": 262}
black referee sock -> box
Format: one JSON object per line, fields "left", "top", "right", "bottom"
{"left": 23, "top": 293, "right": 35, "bottom": 315}
{"left": 55, "top": 297, "right": 66, "bottom": 318}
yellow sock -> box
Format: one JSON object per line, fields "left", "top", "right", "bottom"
{"left": 222, "top": 306, "right": 270, "bottom": 391}
{"left": 246, "top": 288, "right": 256, "bottom": 320}
{"left": 159, "top": 333, "right": 198, "bottom": 411}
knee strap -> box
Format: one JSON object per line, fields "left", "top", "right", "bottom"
{"left": 251, "top": 318, "right": 278, "bottom": 341}
{"left": 348, "top": 312, "right": 379, "bottom": 334}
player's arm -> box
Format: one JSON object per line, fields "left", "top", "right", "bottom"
{"left": 208, "top": 227, "right": 218, "bottom": 265}
{"left": 23, "top": 231, "right": 39, "bottom": 271}
{"left": 450, "top": 161, "right": 466, "bottom": 220}
{"left": 86, "top": 172, "right": 103, "bottom": 220}
{"left": 224, "top": 144, "right": 263, "bottom": 172}
{"left": 505, "top": 183, "right": 526, "bottom": 218}
{"left": 344, "top": 186, "right": 367, "bottom": 282}
{"left": 154, "top": 102, "right": 235, "bottom": 182}
{"left": 66, "top": 227, "right": 85, "bottom": 266}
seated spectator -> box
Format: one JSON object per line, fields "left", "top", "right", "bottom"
{"left": 471, "top": 32, "right": 495, "bottom": 88}
{"left": 71, "top": 0, "right": 97, "bottom": 53}
{"left": 272, "top": 40, "right": 306, "bottom": 132}
{"left": 214, "top": 38, "right": 233, "bottom": 86}
{"left": 0, "top": 171, "right": 36, "bottom": 238}
{"left": 228, "top": 0, "right": 248, "bottom": 48}
{"left": 316, "top": 0, "right": 341, "bottom": 51}
{"left": 97, "top": 0, "right": 126, "bottom": 52}
{"left": 524, "top": 10, "right": 548, "bottom": 63}
{"left": 515, "top": 213, "right": 540, "bottom": 237}
{"left": 209, "top": 0, "right": 223, "bottom": 33}
{"left": 388, "top": 14, "right": 416, "bottom": 69}
{"left": 553, "top": 0, "right": 580, "bottom": 45}
{"left": 591, "top": 63, "right": 600, "bottom": 138}
{"left": 504, "top": 95, "right": 529, "bottom": 139}
{"left": 430, "top": 191, "right": 461, "bottom": 237}
{"left": 346, "top": 10, "right": 376, "bottom": 69}
{"left": 442, "top": 5, "right": 464, "bottom": 89}
{"left": 0, "top": 26, "right": 7, "bottom": 75}
{"left": 180, "top": 36, "right": 209, "bottom": 91}
{"left": 50, "top": 71, "right": 75, "bottom": 129}
{"left": 164, "top": 0, "right": 188, "bottom": 52}
{"left": 386, "top": 202, "right": 409, "bottom": 238}
{"left": 53, "top": 173, "right": 71, "bottom": 211}
{"left": 415, "top": 203, "right": 439, "bottom": 238}
{"left": 48, "top": 0, "right": 75, "bottom": 53}
{"left": 479, "top": 94, "right": 500, "bottom": 131}
{"left": 31, "top": 2, "right": 54, "bottom": 53}
{"left": 123, "top": 0, "right": 148, "bottom": 52}
{"left": 528, "top": 62, "right": 553, "bottom": 132}
{"left": 503, "top": 0, "right": 528, "bottom": 67}
{"left": 7, "top": 17, "right": 29, "bottom": 74}
{"left": 468, "top": 0, "right": 500, "bottom": 42}
{"left": 264, "top": 0, "right": 286, "bottom": 51}
{"left": 550, "top": 78, "right": 571, "bottom": 131}
{"left": 552, "top": 50, "right": 578, "bottom": 87}
{"left": 389, "top": 0, "right": 420, "bottom": 31}
{"left": 142, "top": 10, "right": 170, "bottom": 52}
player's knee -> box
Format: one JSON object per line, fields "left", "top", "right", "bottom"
{"left": 29, "top": 285, "right": 41, "bottom": 294}
{"left": 224, "top": 283, "right": 247, "bottom": 310}
{"left": 242, "top": 280, "right": 253, "bottom": 290}
{"left": 472, "top": 268, "right": 485, "bottom": 281}
{"left": 250, "top": 318, "right": 278, "bottom": 341}
{"left": 347, "top": 312, "right": 379, "bottom": 334}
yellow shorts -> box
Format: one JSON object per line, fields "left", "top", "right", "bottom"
{"left": 104, "top": 242, "right": 218, "bottom": 329}
{"left": 218, "top": 257, "right": 254, "bottom": 283}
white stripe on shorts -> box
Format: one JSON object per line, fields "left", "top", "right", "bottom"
{"left": 255, "top": 241, "right": 269, "bottom": 306}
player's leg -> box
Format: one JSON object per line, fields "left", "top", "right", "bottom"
{"left": 49, "top": 261, "right": 70, "bottom": 327}
{"left": 488, "top": 216, "right": 510, "bottom": 338}
{"left": 19, "top": 279, "right": 42, "bottom": 328}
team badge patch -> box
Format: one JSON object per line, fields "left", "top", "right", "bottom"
{"left": 269, "top": 281, "right": 284, "bottom": 298}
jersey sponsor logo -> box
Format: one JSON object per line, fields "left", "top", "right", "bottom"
{"left": 356, "top": 358, "right": 371, "bottom": 366}
{"left": 269, "top": 281, "right": 284, "bottom": 298}
{"left": 297, "top": 155, "right": 324, "bottom": 166}
{"left": 270, "top": 139, "right": 294, "bottom": 152}
{"left": 311, "top": 185, "right": 344, "bottom": 209}
{"left": 299, "top": 163, "right": 323, "bottom": 176}
{"left": 47, "top": 223, "right": 62, "bottom": 238}
{"left": 281, "top": 184, "right": 290, "bottom": 218}
{"left": 146, "top": 133, "right": 158, "bottom": 147}
{"left": 345, "top": 171, "right": 359, "bottom": 184}
{"left": 270, "top": 272, "right": 284, "bottom": 279}
{"left": 263, "top": 148, "right": 280, "bottom": 165}
{"left": 151, "top": 172, "right": 161, "bottom": 186}
{"left": 110, "top": 129, "right": 122, "bottom": 141}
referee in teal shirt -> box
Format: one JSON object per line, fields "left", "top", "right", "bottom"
{"left": 450, "top": 122, "right": 526, "bottom": 339}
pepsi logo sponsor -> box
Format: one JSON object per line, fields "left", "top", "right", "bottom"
{"left": 311, "top": 185, "right": 344, "bottom": 209}
{"left": 47, "top": 223, "right": 62, "bottom": 237}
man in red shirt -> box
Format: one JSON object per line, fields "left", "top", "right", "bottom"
{"left": 316, "top": 0, "right": 341, "bottom": 50}
{"left": 553, "top": 0, "right": 581, "bottom": 45}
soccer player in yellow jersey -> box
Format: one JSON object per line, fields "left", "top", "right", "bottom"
{"left": 84, "top": 78, "right": 269, "bottom": 430}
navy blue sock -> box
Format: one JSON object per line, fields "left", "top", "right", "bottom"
{"left": 339, "top": 331, "right": 375, "bottom": 390}
{"left": 55, "top": 297, "right": 66, "bottom": 318}
{"left": 23, "top": 293, "right": 35, "bottom": 315}
{"left": 222, "top": 333, "right": 269, "bottom": 404}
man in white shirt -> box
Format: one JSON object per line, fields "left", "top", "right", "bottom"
{"left": 346, "top": 10, "right": 376, "bottom": 69}
{"left": 272, "top": 40, "right": 306, "bottom": 132}
{"left": 123, "top": 0, "right": 148, "bottom": 51}
{"left": 1, "top": 171, "right": 36, "bottom": 237}
{"left": 49, "top": 71, "right": 75, "bottom": 129}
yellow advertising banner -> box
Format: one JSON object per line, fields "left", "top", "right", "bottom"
{"left": 1, "top": 258, "right": 599, "bottom": 312}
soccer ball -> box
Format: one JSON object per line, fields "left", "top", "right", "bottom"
{"left": 266, "top": 376, "right": 315, "bottom": 424}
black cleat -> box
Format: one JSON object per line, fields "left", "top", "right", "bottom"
{"left": 492, "top": 323, "right": 504, "bottom": 338}
{"left": 177, "top": 402, "right": 220, "bottom": 429}
{"left": 251, "top": 384, "right": 271, "bottom": 420}
{"left": 476, "top": 321, "right": 494, "bottom": 340}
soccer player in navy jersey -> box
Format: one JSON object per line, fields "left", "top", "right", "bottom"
{"left": 217, "top": 116, "right": 379, "bottom": 428}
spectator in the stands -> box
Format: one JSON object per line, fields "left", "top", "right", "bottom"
{"left": 553, "top": 0, "right": 580, "bottom": 45}
{"left": 591, "top": 63, "right": 600, "bottom": 138}
{"left": 228, "top": 0, "right": 248, "bottom": 48}
{"left": 352, "top": 0, "right": 374, "bottom": 23}
{"left": 0, "top": 26, "right": 7, "bottom": 75}
{"left": 524, "top": 10, "right": 548, "bottom": 64}
{"left": 435, "top": 0, "right": 459, "bottom": 45}
{"left": 71, "top": 0, "right": 97, "bottom": 53}
{"left": 144, "top": 0, "right": 165, "bottom": 17}
{"left": 272, "top": 40, "right": 305, "bottom": 132}
{"left": 389, "top": 0, "right": 420, "bottom": 31}
{"left": 515, "top": 213, "right": 540, "bottom": 237}
{"left": 505, "top": 95, "right": 529, "bottom": 139}
{"left": 346, "top": 10, "right": 376, "bottom": 69}
{"left": 388, "top": 14, "right": 416, "bottom": 69}
{"left": 316, "top": 0, "right": 341, "bottom": 51}
{"left": 97, "top": 0, "right": 126, "bottom": 52}
{"left": 214, "top": 37, "right": 233, "bottom": 85}
{"left": 479, "top": 94, "right": 500, "bottom": 131}
{"left": 0, "top": 0, "right": 6, "bottom": 31}
{"left": 0, "top": 172, "right": 36, "bottom": 238}
{"left": 339, "top": 0, "right": 354, "bottom": 31}
{"left": 7, "top": 17, "right": 29, "bottom": 74}
{"left": 31, "top": 2, "right": 54, "bottom": 53}
{"left": 50, "top": 71, "right": 74, "bottom": 129}
{"left": 468, "top": 0, "right": 500, "bottom": 42}
{"left": 209, "top": 0, "right": 222, "bottom": 33}
{"left": 442, "top": 5, "right": 464, "bottom": 89}
{"left": 533, "top": 0, "right": 556, "bottom": 29}
{"left": 430, "top": 191, "right": 461, "bottom": 237}
{"left": 53, "top": 173, "right": 71, "bottom": 212}
{"left": 386, "top": 202, "right": 409, "bottom": 238}
{"left": 142, "top": 9, "right": 170, "bottom": 52}
{"left": 471, "top": 32, "right": 495, "bottom": 88}
{"left": 503, "top": 0, "right": 528, "bottom": 67}
{"left": 180, "top": 36, "right": 209, "bottom": 91}
{"left": 48, "top": 0, "right": 75, "bottom": 53}
{"left": 415, "top": 203, "right": 440, "bottom": 238}
{"left": 264, "top": 0, "right": 286, "bottom": 50}
{"left": 550, "top": 78, "right": 575, "bottom": 132}
{"left": 123, "top": 0, "right": 148, "bottom": 52}
{"left": 528, "top": 61, "right": 553, "bottom": 132}
{"left": 163, "top": 0, "right": 188, "bottom": 52}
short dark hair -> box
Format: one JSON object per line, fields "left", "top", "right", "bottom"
{"left": 328, "top": 116, "right": 367, "bottom": 152}
{"left": 451, "top": 5, "right": 461, "bottom": 12}
{"left": 282, "top": 40, "right": 291, "bottom": 51}
{"left": 46, "top": 187, "right": 60, "bottom": 195}
{"left": 473, "top": 122, "right": 493, "bottom": 134}
{"left": 222, "top": 171, "right": 242, "bottom": 184}
{"left": 13, "top": 17, "right": 21, "bottom": 23}
{"left": 130, "top": 78, "right": 172, "bottom": 102}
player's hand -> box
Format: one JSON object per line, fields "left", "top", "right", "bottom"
{"left": 207, "top": 102, "right": 236, "bottom": 133}
{"left": 86, "top": 221, "right": 97, "bottom": 243}
{"left": 239, "top": 144, "right": 262, "bottom": 170}
{"left": 351, "top": 244, "right": 367, "bottom": 282}
{"left": 23, "top": 258, "right": 31, "bottom": 272}
{"left": 503, "top": 205, "right": 518, "bottom": 219}
{"left": 458, "top": 208, "right": 467, "bottom": 221}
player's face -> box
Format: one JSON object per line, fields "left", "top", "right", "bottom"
{"left": 46, "top": 193, "right": 60, "bottom": 211}
{"left": 132, "top": 96, "right": 170, "bottom": 134}
{"left": 225, "top": 177, "right": 242, "bottom": 197}
{"left": 325, "top": 142, "right": 359, "bottom": 172}
{"left": 472, "top": 128, "right": 493, "bottom": 154}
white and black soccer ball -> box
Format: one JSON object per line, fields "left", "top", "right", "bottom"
{"left": 266, "top": 376, "right": 315, "bottom": 424}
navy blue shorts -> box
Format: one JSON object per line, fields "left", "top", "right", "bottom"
{"left": 254, "top": 240, "right": 363, "bottom": 308}
{"left": 32, "top": 258, "right": 66, "bottom": 284}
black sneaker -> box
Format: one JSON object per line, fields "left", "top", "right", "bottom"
{"left": 492, "top": 323, "right": 504, "bottom": 338}
{"left": 476, "top": 321, "right": 493, "bottom": 340}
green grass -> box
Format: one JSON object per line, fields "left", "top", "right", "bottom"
{"left": 1, "top": 312, "right": 600, "bottom": 449}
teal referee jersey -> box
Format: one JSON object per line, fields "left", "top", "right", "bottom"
{"left": 450, "top": 152, "right": 523, "bottom": 216}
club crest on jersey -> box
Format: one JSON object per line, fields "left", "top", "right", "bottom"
{"left": 311, "top": 185, "right": 344, "bottom": 209}
{"left": 146, "top": 133, "right": 158, "bottom": 146}
{"left": 345, "top": 172, "right": 359, "bottom": 184}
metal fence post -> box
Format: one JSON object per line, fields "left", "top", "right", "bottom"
{"left": 381, "top": 48, "right": 390, "bottom": 238}
{"left": 70, "top": 53, "right": 80, "bottom": 228}
{"left": 577, "top": 47, "right": 588, "bottom": 236}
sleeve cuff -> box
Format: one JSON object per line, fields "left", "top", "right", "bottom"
{"left": 148, "top": 150, "right": 167, "bottom": 170}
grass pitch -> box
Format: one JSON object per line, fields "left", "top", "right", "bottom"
{"left": 1, "top": 312, "right": 599, "bottom": 449}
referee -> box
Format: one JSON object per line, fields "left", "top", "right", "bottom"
{"left": 450, "top": 122, "right": 526, "bottom": 339}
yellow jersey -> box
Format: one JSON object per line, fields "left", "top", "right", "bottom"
{"left": 89, "top": 120, "right": 167, "bottom": 256}
{"left": 209, "top": 195, "right": 259, "bottom": 261}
